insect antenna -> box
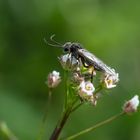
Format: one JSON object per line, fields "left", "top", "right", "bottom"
{"left": 50, "top": 34, "right": 62, "bottom": 46}
{"left": 43, "top": 36, "right": 63, "bottom": 48}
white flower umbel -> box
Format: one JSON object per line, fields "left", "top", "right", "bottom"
{"left": 103, "top": 73, "right": 119, "bottom": 89}
{"left": 79, "top": 81, "right": 95, "bottom": 97}
{"left": 46, "top": 70, "right": 61, "bottom": 88}
{"left": 123, "top": 95, "right": 139, "bottom": 114}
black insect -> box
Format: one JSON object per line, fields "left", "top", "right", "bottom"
{"left": 45, "top": 35, "right": 116, "bottom": 75}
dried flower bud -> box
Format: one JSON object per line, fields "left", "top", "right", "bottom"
{"left": 78, "top": 81, "right": 95, "bottom": 99}
{"left": 58, "top": 54, "right": 81, "bottom": 71}
{"left": 71, "top": 72, "right": 85, "bottom": 84}
{"left": 90, "top": 95, "right": 98, "bottom": 106}
{"left": 46, "top": 70, "right": 61, "bottom": 88}
{"left": 123, "top": 95, "right": 139, "bottom": 114}
{"left": 102, "top": 73, "right": 119, "bottom": 89}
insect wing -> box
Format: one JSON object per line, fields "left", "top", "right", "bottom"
{"left": 78, "top": 49, "right": 116, "bottom": 75}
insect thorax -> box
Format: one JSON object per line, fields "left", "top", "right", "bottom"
{"left": 63, "top": 42, "right": 82, "bottom": 53}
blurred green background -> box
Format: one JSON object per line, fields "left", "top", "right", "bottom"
{"left": 0, "top": 0, "right": 140, "bottom": 140}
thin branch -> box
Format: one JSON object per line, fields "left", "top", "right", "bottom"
{"left": 63, "top": 112, "right": 125, "bottom": 140}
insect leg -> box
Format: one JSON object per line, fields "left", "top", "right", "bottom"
{"left": 80, "top": 57, "right": 95, "bottom": 82}
{"left": 80, "top": 56, "right": 90, "bottom": 68}
{"left": 90, "top": 66, "right": 95, "bottom": 82}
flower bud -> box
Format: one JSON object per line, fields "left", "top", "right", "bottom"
{"left": 71, "top": 72, "right": 85, "bottom": 84}
{"left": 90, "top": 95, "right": 98, "bottom": 106}
{"left": 46, "top": 70, "right": 61, "bottom": 88}
{"left": 123, "top": 95, "right": 139, "bottom": 114}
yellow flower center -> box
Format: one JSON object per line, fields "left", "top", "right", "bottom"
{"left": 107, "top": 79, "right": 112, "bottom": 85}
{"left": 85, "top": 84, "right": 92, "bottom": 91}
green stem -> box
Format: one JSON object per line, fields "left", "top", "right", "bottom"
{"left": 37, "top": 88, "right": 52, "bottom": 140}
{"left": 94, "top": 85, "right": 103, "bottom": 94}
{"left": 49, "top": 106, "right": 72, "bottom": 140}
{"left": 0, "top": 121, "right": 18, "bottom": 140}
{"left": 71, "top": 102, "right": 83, "bottom": 113}
{"left": 63, "top": 112, "right": 125, "bottom": 140}
{"left": 49, "top": 97, "right": 79, "bottom": 140}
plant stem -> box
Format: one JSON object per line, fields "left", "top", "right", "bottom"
{"left": 94, "top": 85, "right": 103, "bottom": 94}
{"left": 71, "top": 102, "right": 83, "bottom": 113}
{"left": 0, "top": 121, "right": 18, "bottom": 140}
{"left": 63, "top": 112, "right": 125, "bottom": 140}
{"left": 49, "top": 98, "right": 79, "bottom": 140}
{"left": 49, "top": 108, "right": 71, "bottom": 140}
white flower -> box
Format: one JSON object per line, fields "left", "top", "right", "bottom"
{"left": 58, "top": 54, "right": 81, "bottom": 71}
{"left": 103, "top": 73, "right": 119, "bottom": 89}
{"left": 123, "top": 95, "right": 139, "bottom": 114}
{"left": 46, "top": 70, "right": 61, "bottom": 88}
{"left": 79, "top": 81, "right": 95, "bottom": 96}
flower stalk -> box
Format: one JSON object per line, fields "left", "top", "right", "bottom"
{"left": 63, "top": 112, "right": 125, "bottom": 140}
{"left": 49, "top": 110, "right": 71, "bottom": 140}
{"left": 0, "top": 121, "right": 18, "bottom": 140}
{"left": 49, "top": 80, "right": 104, "bottom": 140}
{"left": 49, "top": 100, "right": 77, "bottom": 140}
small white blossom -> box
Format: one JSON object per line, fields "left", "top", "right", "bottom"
{"left": 103, "top": 73, "right": 119, "bottom": 89}
{"left": 46, "top": 70, "right": 61, "bottom": 88}
{"left": 79, "top": 81, "right": 95, "bottom": 97}
{"left": 123, "top": 95, "right": 139, "bottom": 114}
{"left": 78, "top": 81, "right": 98, "bottom": 105}
{"left": 58, "top": 54, "right": 81, "bottom": 71}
